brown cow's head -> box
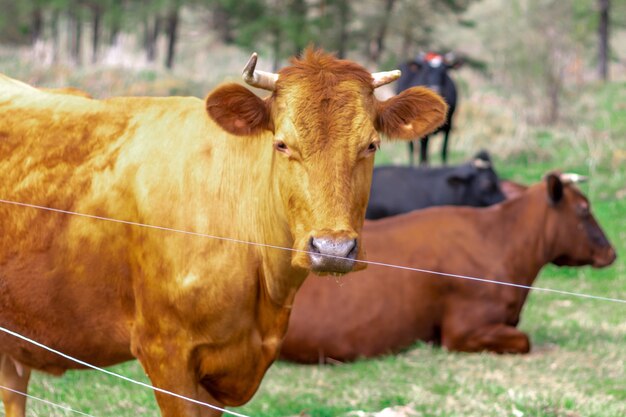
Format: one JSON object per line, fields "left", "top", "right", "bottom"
{"left": 206, "top": 49, "right": 446, "bottom": 275}
{"left": 545, "top": 173, "right": 616, "bottom": 268}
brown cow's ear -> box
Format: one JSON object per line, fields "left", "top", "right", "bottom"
{"left": 375, "top": 87, "right": 447, "bottom": 140}
{"left": 206, "top": 84, "right": 271, "bottom": 136}
{"left": 546, "top": 173, "right": 564, "bottom": 205}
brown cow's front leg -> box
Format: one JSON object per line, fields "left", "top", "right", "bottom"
{"left": 138, "top": 353, "right": 225, "bottom": 417}
{"left": 132, "top": 335, "right": 224, "bottom": 417}
{"left": 442, "top": 323, "right": 531, "bottom": 354}
{"left": 0, "top": 355, "right": 32, "bottom": 417}
{"left": 197, "top": 384, "right": 226, "bottom": 417}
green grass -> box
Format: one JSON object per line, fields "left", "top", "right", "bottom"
{"left": 1, "top": 69, "right": 624, "bottom": 417}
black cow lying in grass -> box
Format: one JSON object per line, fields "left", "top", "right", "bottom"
{"left": 366, "top": 150, "right": 505, "bottom": 220}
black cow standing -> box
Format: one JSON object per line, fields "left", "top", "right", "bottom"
{"left": 397, "top": 52, "right": 461, "bottom": 165}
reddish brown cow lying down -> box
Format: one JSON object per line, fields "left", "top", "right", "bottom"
{"left": 280, "top": 173, "right": 616, "bottom": 362}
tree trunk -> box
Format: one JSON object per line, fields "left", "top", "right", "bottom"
{"left": 145, "top": 16, "right": 160, "bottom": 63}
{"left": 368, "top": 0, "right": 396, "bottom": 64}
{"left": 75, "top": 16, "right": 83, "bottom": 66}
{"left": 400, "top": 21, "right": 413, "bottom": 60}
{"left": 598, "top": 0, "right": 610, "bottom": 81}
{"left": 69, "top": 10, "right": 82, "bottom": 66}
{"left": 31, "top": 7, "right": 43, "bottom": 44}
{"left": 213, "top": 3, "right": 234, "bottom": 44}
{"left": 545, "top": 66, "right": 563, "bottom": 124}
{"left": 165, "top": 7, "right": 179, "bottom": 69}
{"left": 272, "top": 24, "right": 281, "bottom": 72}
{"left": 92, "top": 6, "right": 101, "bottom": 64}
{"left": 276, "top": 0, "right": 308, "bottom": 56}
{"left": 337, "top": 0, "right": 350, "bottom": 59}
{"left": 51, "top": 9, "right": 60, "bottom": 63}
{"left": 109, "top": 21, "right": 120, "bottom": 46}
{"left": 109, "top": 0, "right": 123, "bottom": 46}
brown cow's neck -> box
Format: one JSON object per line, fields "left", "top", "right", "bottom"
{"left": 493, "top": 185, "right": 557, "bottom": 287}
{"left": 248, "top": 142, "right": 307, "bottom": 306}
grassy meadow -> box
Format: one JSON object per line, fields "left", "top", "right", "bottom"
{"left": 0, "top": 60, "right": 624, "bottom": 417}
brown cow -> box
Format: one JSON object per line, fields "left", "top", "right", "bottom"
{"left": 281, "top": 173, "right": 616, "bottom": 363}
{"left": 0, "top": 50, "right": 447, "bottom": 417}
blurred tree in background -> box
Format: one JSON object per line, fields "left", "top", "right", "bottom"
{"left": 598, "top": 0, "right": 609, "bottom": 80}
{"left": 474, "top": 0, "right": 622, "bottom": 123}
{"left": 0, "top": 0, "right": 622, "bottom": 125}
{"left": 0, "top": 0, "right": 478, "bottom": 68}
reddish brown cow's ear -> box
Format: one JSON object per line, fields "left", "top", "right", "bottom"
{"left": 375, "top": 87, "right": 448, "bottom": 140}
{"left": 206, "top": 84, "right": 271, "bottom": 136}
{"left": 546, "top": 172, "right": 564, "bottom": 205}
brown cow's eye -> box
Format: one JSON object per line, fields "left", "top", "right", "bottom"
{"left": 367, "top": 142, "right": 380, "bottom": 153}
{"left": 274, "top": 141, "right": 289, "bottom": 154}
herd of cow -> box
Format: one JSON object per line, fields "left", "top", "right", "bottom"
{"left": 0, "top": 49, "right": 617, "bottom": 416}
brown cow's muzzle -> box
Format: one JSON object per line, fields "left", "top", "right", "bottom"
{"left": 291, "top": 229, "right": 361, "bottom": 274}
{"left": 292, "top": 229, "right": 366, "bottom": 274}
{"left": 308, "top": 235, "right": 358, "bottom": 274}
{"left": 593, "top": 246, "right": 617, "bottom": 268}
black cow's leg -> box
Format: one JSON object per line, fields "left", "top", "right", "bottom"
{"left": 441, "top": 128, "right": 451, "bottom": 164}
{"left": 419, "top": 136, "right": 430, "bottom": 165}
{"left": 408, "top": 141, "right": 415, "bottom": 166}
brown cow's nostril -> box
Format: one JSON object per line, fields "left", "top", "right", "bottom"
{"left": 309, "top": 237, "right": 357, "bottom": 258}
{"left": 308, "top": 237, "right": 358, "bottom": 274}
{"left": 309, "top": 237, "right": 321, "bottom": 254}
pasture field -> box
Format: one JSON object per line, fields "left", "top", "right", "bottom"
{"left": 0, "top": 70, "right": 624, "bottom": 417}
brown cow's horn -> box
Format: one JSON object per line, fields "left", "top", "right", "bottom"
{"left": 472, "top": 158, "right": 491, "bottom": 169}
{"left": 560, "top": 173, "right": 588, "bottom": 184}
{"left": 242, "top": 52, "right": 279, "bottom": 91}
{"left": 372, "top": 70, "right": 401, "bottom": 88}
